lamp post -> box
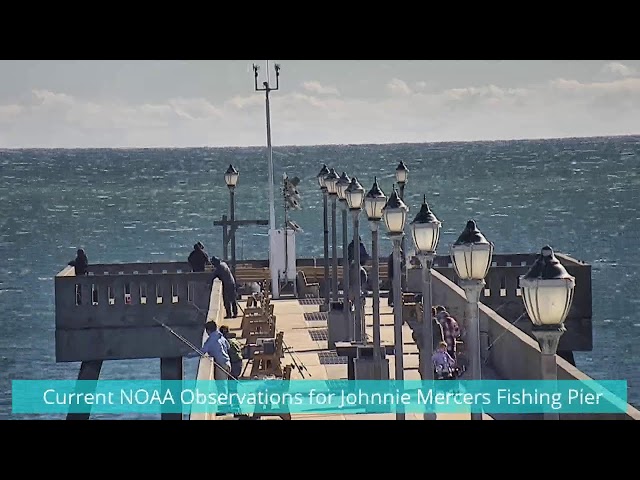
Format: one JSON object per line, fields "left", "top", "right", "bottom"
{"left": 317, "top": 164, "right": 330, "bottom": 309}
{"left": 395, "top": 161, "right": 409, "bottom": 288}
{"left": 410, "top": 196, "right": 441, "bottom": 384}
{"left": 336, "top": 172, "right": 352, "bottom": 335}
{"left": 224, "top": 164, "right": 239, "bottom": 276}
{"left": 364, "top": 177, "right": 387, "bottom": 379}
{"left": 345, "top": 177, "right": 365, "bottom": 343}
{"left": 382, "top": 186, "right": 409, "bottom": 420}
{"left": 325, "top": 168, "right": 340, "bottom": 303}
{"left": 450, "top": 220, "right": 493, "bottom": 421}
{"left": 520, "top": 245, "right": 575, "bottom": 421}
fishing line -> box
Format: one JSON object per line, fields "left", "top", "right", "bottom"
{"left": 152, "top": 316, "right": 240, "bottom": 382}
{"left": 175, "top": 275, "right": 312, "bottom": 379}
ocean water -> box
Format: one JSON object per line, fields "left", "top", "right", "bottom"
{"left": 1, "top": 135, "right": 639, "bottom": 419}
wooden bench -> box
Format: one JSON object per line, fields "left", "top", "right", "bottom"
{"left": 250, "top": 363, "right": 293, "bottom": 420}
{"left": 296, "top": 270, "right": 320, "bottom": 298}
{"left": 242, "top": 291, "right": 276, "bottom": 343}
{"left": 234, "top": 267, "right": 271, "bottom": 285}
{"left": 250, "top": 331, "right": 286, "bottom": 378}
{"left": 298, "top": 263, "right": 391, "bottom": 289}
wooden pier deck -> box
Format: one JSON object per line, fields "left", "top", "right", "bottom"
{"left": 194, "top": 287, "right": 494, "bottom": 420}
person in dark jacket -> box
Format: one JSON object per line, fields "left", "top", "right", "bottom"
{"left": 347, "top": 236, "right": 370, "bottom": 266}
{"left": 68, "top": 248, "right": 89, "bottom": 275}
{"left": 211, "top": 256, "right": 238, "bottom": 318}
{"left": 387, "top": 249, "right": 405, "bottom": 307}
{"left": 188, "top": 242, "right": 210, "bottom": 272}
{"left": 349, "top": 261, "right": 368, "bottom": 307}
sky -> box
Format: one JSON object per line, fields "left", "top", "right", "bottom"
{"left": 0, "top": 60, "right": 638, "bottom": 148}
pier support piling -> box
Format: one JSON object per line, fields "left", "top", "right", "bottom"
{"left": 66, "top": 360, "right": 103, "bottom": 420}
{"left": 161, "top": 357, "right": 183, "bottom": 420}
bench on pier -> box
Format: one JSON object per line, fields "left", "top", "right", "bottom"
{"left": 241, "top": 291, "right": 276, "bottom": 344}
{"left": 250, "top": 363, "right": 293, "bottom": 420}
{"left": 250, "top": 331, "right": 286, "bottom": 378}
{"left": 296, "top": 270, "right": 320, "bottom": 298}
{"left": 234, "top": 267, "right": 271, "bottom": 289}
{"left": 297, "top": 263, "right": 390, "bottom": 290}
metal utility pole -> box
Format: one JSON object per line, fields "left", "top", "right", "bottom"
{"left": 253, "top": 61, "right": 281, "bottom": 298}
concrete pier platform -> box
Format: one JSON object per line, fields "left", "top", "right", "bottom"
{"left": 204, "top": 295, "right": 493, "bottom": 420}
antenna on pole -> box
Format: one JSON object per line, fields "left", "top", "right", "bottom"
{"left": 253, "top": 60, "right": 281, "bottom": 298}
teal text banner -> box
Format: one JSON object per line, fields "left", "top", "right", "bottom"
{"left": 12, "top": 379, "right": 628, "bottom": 415}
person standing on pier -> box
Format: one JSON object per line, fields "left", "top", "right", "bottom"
{"left": 387, "top": 249, "right": 405, "bottom": 307}
{"left": 68, "top": 248, "right": 89, "bottom": 305}
{"left": 68, "top": 248, "right": 89, "bottom": 275}
{"left": 220, "top": 325, "right": 243, "bottom": 379}
{"left": 188, "top": 242, "right": 211, "bottom": 272}
{"left": 349, "top": 261, "right": 369, "bottom": 308}
{"left": 210, "top": 256, "right": 239, "bottom": 318}
{"left": 200, "top": 321, "right": 231, "bottom": 378}
{"left": 348, "top": 236, "right": 371, "bottom": 266}
{"left": 436, "top": 311, "right": 460, "bottom": 360}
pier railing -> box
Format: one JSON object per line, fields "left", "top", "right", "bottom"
{"left": 54, "top": 262, "right": 215, "bottom": 362}
{"left": 232, "top": 252, "right": 592, "bottom": 352}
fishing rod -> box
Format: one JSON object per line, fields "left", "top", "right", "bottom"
{"left": 189, "top": 281, "right": 312, "bottom": 379}
{"left": 283, "top": 343, "right": 308, "bottom": 379}
{"left": 282, "top": 340, "right": 311, "bottom": 378}
{"left": 484, "top": 310, "right": 528, "bottom": 365}
{"left": 152, "top": 316, "right": 240, "bottom": 382}
{"left": 236, "top": 293, "right": 312, "bottom": 378}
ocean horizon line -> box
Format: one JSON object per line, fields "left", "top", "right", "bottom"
{"left": 1, "top": 133, "right": 639, "bottom": 151}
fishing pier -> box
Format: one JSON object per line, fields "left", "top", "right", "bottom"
{"left": 54, "top": 254, "right": 640, "bottom": 420}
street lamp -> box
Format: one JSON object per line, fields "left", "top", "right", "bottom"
{"left": 317, "top": 164, "right": 330, "bottom": 309}
{"left": 395, "top": 161, "right": 409, "bottom": 188}
{"left": 336, "top": 172, "right": 352, "bottom": 335}
{"left": 520, "top": 245, "right": 575, "bottom": 421}
{"left": 345, "top": 177, "right": 365, "bottom": 343}
{"left": 325, "top": 168, "right": 340, "bottom": 303}
{"left": 364, "top": 177, "right": 387, "bottom": 379}
{"left": 410, "top": 196, "right": 441, "bottom": 385}
{"left": 450, "top": 219, "right": 493, "bottom": 421}
{"left": 224, "top": 164, "right": 239, "bottom": 276}
{"left": 382, "top": 186, "right": 409, "bottom": 421}
{"left": 395, "top": 161, "right": 409, "bottom": 288}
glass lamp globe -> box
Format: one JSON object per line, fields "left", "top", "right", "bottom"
{"left": 325, "top": 168, "right": 340, "bottom": 196}
{"left": 317, "top": 164, "right": 330, "bottom": 190}
{"left": 520, "top": 246, "right": 576, "bottom": 326}
{"left": 364, "top": 177, "right": 387, "bottom": 221}
{"left": 336, "top": 172, "right": 351, "bottom": 202}
{"left": 395, "top": 161, "right": 409, "bottom": 184}
{"left": 382, "top": 186, "right": 408, "bottom": 234}
{"left": 224, "top": 164, "right": 239, "bottom": 188}
{"left": 450, "top": 220, "right": 493, "bottom": 281}
{"left": 410, "top": 195, "right": 441, "bottom": 255}
{"left": 345, "top": 177, "right": 365, "bottom": 210}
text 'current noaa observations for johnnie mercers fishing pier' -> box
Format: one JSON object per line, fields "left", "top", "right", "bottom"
{"left": 11, "top": 380, "right": 628, "bottom": 415}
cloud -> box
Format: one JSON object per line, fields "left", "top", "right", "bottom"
{"left": 226, "top": 94, "right": 263, "bottom": 110}
{"left": 550, "top": 76, "right": 640, "bottom": 94}
{"left": 301, "top": 81, "right": 339, "bottom": 96}
{"left": 1, "top": 73, "right": 639, "bottom": 148}
{"left": 601, "top": 62, "right": 635, "bottom": 77}
{"left": 31, "top": 89, "right": 75, "bottom": 106}
{"left": 0, "top": 104, "right": 24, "bottom": 123}
{"left": 387, "top": 78, "right": 412, "bottom": 96}
{"left": 168, "top": 98, "right": 222, "bottom": 120}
